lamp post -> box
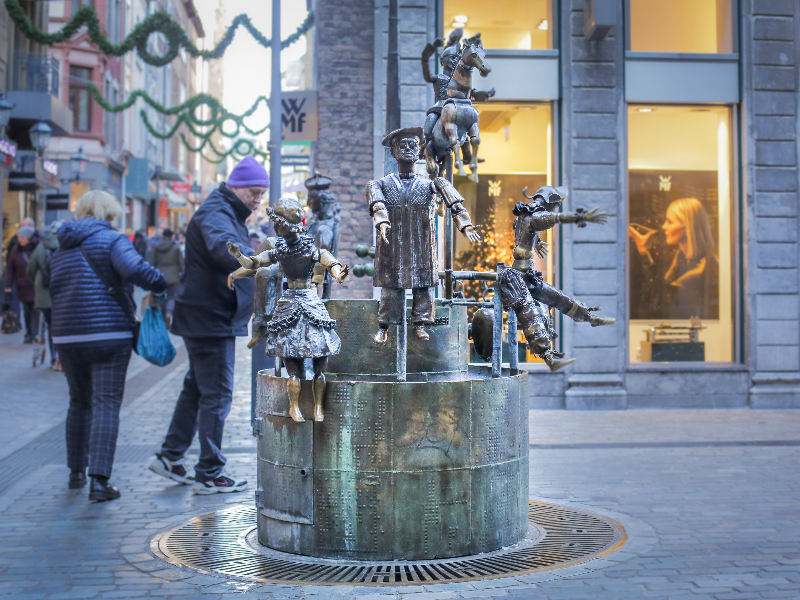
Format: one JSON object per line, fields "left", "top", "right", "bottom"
{"left": 29, "top": 121, "right": 52, "bottom": 157}
{"left": 28, "top": 120, "right": 52, "bottom": 229}
{"left": 70, "top": 147, "right": 88, "bottom": 181}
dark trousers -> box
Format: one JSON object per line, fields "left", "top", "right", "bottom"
{"left": 160, "top": 336, "right": 236, "bottom": 483}
{"left": 21, "top": 301, "right": 34, "bottom": 338}
{"left": 59, "top": 342, "right": 132, "bottom": 478}
{"left": 378, "top": 287, "right": 435, "bottom": 326}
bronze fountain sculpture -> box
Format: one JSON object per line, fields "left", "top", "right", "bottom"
{"left": 493, "top": 186, "right": 616, "bottom": 371}
{"left": 231, "top": 22, "right": 618, "bottom": 564}
{"left": 422, "top": 33, "right": 491, "bottom": 182}
{"left": 304, "top": 172, "right": 341, "bottom": 293}
{"left": 368, "top": 127, "right": 481, "bottom": 344}
{"left": 421, "top": 29, "right": 495, "bottom": 178}
{"left": 228, "top": 198, "right": 348, "bottom": 423}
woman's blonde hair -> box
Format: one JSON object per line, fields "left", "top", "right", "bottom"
{"left": 668, "top": 197, "right": 714, "bottom": 262}
{"left": 75, "top": 190, "right": 122, "bottom": 222}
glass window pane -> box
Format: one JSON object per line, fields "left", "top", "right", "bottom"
{"left": 627, "top": 105, "right": 734, "bottom": 363}
{"left": 452, "top": 103, "right": 553, "bottom": 363}
{"left": 78, "top": 88, "right": 89, "bottom": 131}
{"left": 630, "top": 0, "right": 733, "bottom": 54}
{"left": 443, "top": 0, "right": 552, "bottom": 50}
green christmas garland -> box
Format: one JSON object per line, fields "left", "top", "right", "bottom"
{"left": 4, "top": 0, "right": 314, "bottom": 67}
{"left": 87, "top": 83, "right": 269, "bottom": 138}
{"left": 7, "top": 0, "right": 305, "bottom": 162}
{"left": 86, "top": 82, "right": 270, "bottom": 163}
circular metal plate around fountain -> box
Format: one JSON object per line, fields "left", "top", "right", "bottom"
{"left": 151, "top": 500, "right": 627, "bottom": 586}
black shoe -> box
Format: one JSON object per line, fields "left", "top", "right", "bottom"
{"left": 23, "top": 335, "right": 33, "bottom": 344}
{"left": 89, "top": 477, "right": 121, "bottom": 502}
{"left": 69, "top": 470, "right": 87, "bottom": 489}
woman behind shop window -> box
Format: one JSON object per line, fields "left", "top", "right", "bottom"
{"left": 629, "top": 197, "right": 719, "bottom": 320}
{"left": 50, "top": 191, "right": 167, "bottom": 502}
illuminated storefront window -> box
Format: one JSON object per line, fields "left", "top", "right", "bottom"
{"left": 627, "top": 105, "right": 734, "bottom": 363}
{"left": 629, "top": 0, "right": 734, "bottom": 54}
{"left": 452, "top": 103, "right": 553, "bottom": 362}
{"left": 443, "top": 0, "right": 552, "bottom": 50}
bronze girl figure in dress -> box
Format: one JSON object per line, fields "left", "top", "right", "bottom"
{"left": 227, "top": 198, "right": 349, "bottom": 423}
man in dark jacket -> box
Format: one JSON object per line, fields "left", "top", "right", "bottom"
{"left": 150, "top": 156, "right": 267, "bottom": 494}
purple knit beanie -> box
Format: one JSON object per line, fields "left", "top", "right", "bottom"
{"left": 228, "top": 156, "right": 270, "bottom": 188}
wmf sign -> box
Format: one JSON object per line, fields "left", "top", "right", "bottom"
{"left": 281, "top": 91, "right": 318, "bottom": 143}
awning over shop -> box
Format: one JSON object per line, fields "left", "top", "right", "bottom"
{"left": 164, "top": 187, "right": 187, "bottom": 208}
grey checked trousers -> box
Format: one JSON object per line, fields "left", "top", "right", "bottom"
{"left": 58, "top": 342, "right": 132, "bottom": 478}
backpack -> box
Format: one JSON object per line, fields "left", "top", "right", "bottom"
{"left": 41, "top": 248, "right": 53, "bottom": 288}
{"left": 1, "top": 304, "right": 22, "bottom": 334}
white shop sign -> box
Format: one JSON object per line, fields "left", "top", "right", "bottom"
{"left": 281, "top": 91, "right": 318, "bottom": 143}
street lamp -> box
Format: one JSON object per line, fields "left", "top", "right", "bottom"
{"left": 0, "top": 91, "right": 14, "bottom": 133}
{"left": 29, "top": 120, "right": 52, "bottom": 157}
{"left": 70, "top": 146, "right": 89, "bottom": 180}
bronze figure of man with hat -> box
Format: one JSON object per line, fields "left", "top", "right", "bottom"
{"left": 367, "top": 127, "right": 481, "bottom": 344}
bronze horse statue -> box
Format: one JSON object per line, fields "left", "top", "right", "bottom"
{"left": 423, "top": 35, "right": 491, "bottom": 182}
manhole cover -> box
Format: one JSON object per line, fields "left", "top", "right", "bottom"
{"left": 151, "top": 501, "right": 626, "bottom": 585}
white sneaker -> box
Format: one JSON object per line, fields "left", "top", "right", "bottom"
{"left": 148, "top": 454, "right": 194, "bottom": 485}
{"left": 192, "top": 471, "right": 248, "bottom": 495}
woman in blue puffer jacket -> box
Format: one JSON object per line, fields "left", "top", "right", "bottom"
{"left": 51, "top": 191, "right": 167, "bottom": 502}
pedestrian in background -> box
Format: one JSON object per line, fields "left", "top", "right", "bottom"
{"left": 4, "top": 225, "right": 40, "bottom": 343}
{"left": 133, "top": 230, "right": 148, "bottom": 258}
{"left": 27, "top": 220, "right": 63, "bottom": 368}
{"left": 150, "top": 156, "right": 266, "bottom": 494}
{"left": 147, "top": 228, "right": 184, "bottom": 327}
{"left": 51, "top": 191, "right": 167, "bottom": 502}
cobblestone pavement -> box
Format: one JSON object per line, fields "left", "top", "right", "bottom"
{"left": 1, "top": 338, "right": 799, "bottom": 599}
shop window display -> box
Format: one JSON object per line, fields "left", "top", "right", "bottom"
{"left": 629, "top": 0, "right": 734, "bottom": 54}
{"left": 443, "top": 0, "right": 552, "bottom": 51}
{"left": 453, "top": 103, "right": 553, "bottom": 362}
{"left": 628, "top": 105, "right": 734, "bottom": 363}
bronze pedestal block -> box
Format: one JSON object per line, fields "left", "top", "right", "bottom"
{"left": 255, "top": 299, "right": 528, "bottom": 561}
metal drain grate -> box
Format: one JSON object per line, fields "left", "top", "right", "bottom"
{"left": 151, "top": 501, "right": 626, "bottom": 585}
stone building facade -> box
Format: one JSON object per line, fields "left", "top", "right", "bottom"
{"left": 313, "top": 0, "right": 800, "bottom": 408}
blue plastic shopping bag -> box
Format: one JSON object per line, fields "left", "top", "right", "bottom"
{"left": 137, "top": 305, "right": 176, "bottom": 366}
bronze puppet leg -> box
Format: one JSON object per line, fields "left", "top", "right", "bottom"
{"left": 467, "top": 121, "right": 481, "bottom": 183}
{"left": 376, "top": 287, "right": 405, "bottom": 344}
{"left": 515, "top": 302, "right": 575, "bottom": 373}
{"left": 411, "top": 287, "right": 435, "bottom": 340}
{"left": 283, "top": 358, "right": 305, "bottom": 422}
{"left": 312, "top": 357, "right": 328, "bottom": 422}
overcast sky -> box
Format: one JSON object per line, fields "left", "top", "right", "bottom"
{"left": 193, "top": 0, "right": 310, "bottom": 140}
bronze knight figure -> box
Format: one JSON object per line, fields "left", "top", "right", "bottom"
{"left": 421, "top": 29, "right": 495, "bottom": 179}
{"left": 368, "top": 127, "right": 481, "bottom": 344}
{"left": 499, "top": 186, "right": 616, "bottom": 371}
{"left": 228, "top": 198, "right": 349, "bottom": 423}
